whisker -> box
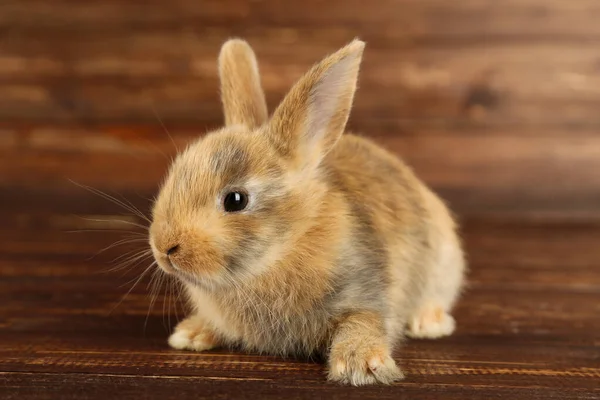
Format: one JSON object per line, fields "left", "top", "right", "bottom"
{"left": 87, "top": 187, "right": 152, "bottom": 224}
{"left": 147, "top": 268, "right": 162, "bottom": 292}
{"left": 70, "top": 180, "right": 152, "bottom": 225}
{"left": 109, "top": 261, "right": 157, "bottom": 315}
{"left": 173, "top": 279, "right": 185, "bottom": 323}
{"left": 115, "top": 192, "right": 154, "bottom": 225}
{"left": 72, "top": 180, "right": 143, "bottom": 216}
{"left": 111, "top": 252, "right": 154, "bottom": 275}
{"left": 138, "top": 137, "right": 171, "bottom": 162}
{"left": 77, "top": 216, "right": 148, "bottom": 231}
{"left": 108, "top": 249, "right": 152, "bottom": 275}
{"left": 135, "top": 191, "right": 158, "bottom": 204}
{"left": 162, "top": 274, "right": 170, "bottom": 330}
{"left": 167, "top": 278, "right": 174, "bottom": 329}
{"left": 144, "top": 269, "right": 163, "bottom": 333}
{"left": 111, "top": 247, "right": 152, "bottom": 265}
{"left": 88, "top": 238, "right": 149, "bottom": 261}
{"left": 109, "top": 259, "right": 152, "bottom": 276}
{"left": 151, "top": 105, "right": 179, "bottom": 154}
{"left": 66, "top": 229, "right": 147, "bottom": 235}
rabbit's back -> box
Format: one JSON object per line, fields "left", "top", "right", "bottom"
{"left": 322, "top": 133, "right": 461, "bottom": 336}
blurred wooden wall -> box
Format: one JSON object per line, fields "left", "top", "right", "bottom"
{"left": 1, "top": 0, "right": 599, "bottom": 221}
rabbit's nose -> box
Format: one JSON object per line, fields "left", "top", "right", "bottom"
{"left": 166, "top": 245, "right": 180, "bottom": 256}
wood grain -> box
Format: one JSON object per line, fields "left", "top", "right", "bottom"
{"left": 2, "top": 37, "right": 600, "bottom": 127}
{"left": 1, "top": 0, "right": 599, "bottom": 215}
{"left": 1, "top": 0, "right": 600, "bottom": 216}
{"left": 2, "top": 1, "right": 600, "bottom": 129}
{"left": 3, "top": 0, "right": 600, "bottom": 39}
{"left": 2, "top": 126, "right": 600, "bottom": 217}
{"left": 1, "top": 219, "right": 598, "bottom": 399}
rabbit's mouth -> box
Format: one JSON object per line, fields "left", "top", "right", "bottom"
{"left": 165, "top": 259, "right": 179, "bottom": 273}
{"left": 150, "top": 250, "right": 177, "bottom": 275}
{"left": 158, "top": 257, "right": 197, "bottom": 281}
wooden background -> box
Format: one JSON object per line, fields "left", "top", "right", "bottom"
{"left": 3, "top": 0, "right": 600, "bottom": 219}
{"left": 1, "top": 1, "right": 599, "bottom": 399}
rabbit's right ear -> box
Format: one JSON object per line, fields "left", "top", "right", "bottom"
{"left": 265, "top": 40, "right": 364, "bottom": 171}
{"left": 218, "top": 39, "right": 268, "bottom": 129}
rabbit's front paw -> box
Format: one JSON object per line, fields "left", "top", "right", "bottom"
{"left": 168, "top": 315, "right": 218, "bottom": 352}
{"left": 328, "top": 341, "right": 404, "bottom": 386}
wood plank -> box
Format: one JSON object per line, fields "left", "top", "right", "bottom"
{"left": 3, "top": 275, "right": 598, "bottom": 339}
{"left": 4, "top": 218, "right": 600, "bottom": 292}
{"left": 3, "top": 0, "right": 600, "bottom": 40}
{"left": 1, "top": 35, "right": 600, "bottom": 126}
{"left": 3, "top": 371, "right": 597, "bottom": 400}
{"left": 1, "top": 125, "right": 599, "bottom": 216}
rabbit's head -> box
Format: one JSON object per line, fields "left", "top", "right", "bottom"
{"left": 149, "top": 39, "right": 364, "bottom": 289}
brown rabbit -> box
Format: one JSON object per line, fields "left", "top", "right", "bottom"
{"left": 149, "top": 38, "right": 465, "bottom": 386}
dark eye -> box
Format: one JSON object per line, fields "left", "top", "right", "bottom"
{"left": 223, "top": 191, "right": 249, "bottom": 212}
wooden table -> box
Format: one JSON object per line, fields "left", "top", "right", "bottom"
{"left": 2, "top": 200, "right": 598, "bottom": 399}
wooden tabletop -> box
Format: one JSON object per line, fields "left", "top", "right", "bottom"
{"left": 2, "top": 203, "right": 599, "bottom": 399}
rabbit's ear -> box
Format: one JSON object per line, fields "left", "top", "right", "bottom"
{"left": 219, "top": 39, "right": 268, "bottom": 129}
{"left": 266, "top": 39, "right": 365, "bottom": 169}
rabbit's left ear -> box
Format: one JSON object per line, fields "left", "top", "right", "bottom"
{"left": 266, "top": 39, "right": 365, "bottom": 169}
{"left": 219, "top": 39, "right": 268, "bottom": 129}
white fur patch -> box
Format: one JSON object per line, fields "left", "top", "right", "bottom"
{"left": 168, "top": 329, "right": 192, "bottom": 350}
{"left": 406, "top": 311, "right": 456, "bottom": 339}
{"left": 168, "top": 328, "right": 214, "bottom": 352}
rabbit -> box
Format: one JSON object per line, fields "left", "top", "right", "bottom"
{"left": 148, "top": 38, "right": 466, "bottom": 386}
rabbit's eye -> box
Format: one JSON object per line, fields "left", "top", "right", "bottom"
{"left": 223, "top": 191, "right": 248, "bottom": 212}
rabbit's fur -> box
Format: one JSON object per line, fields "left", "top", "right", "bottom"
{"left": 149, "top": 39, "right": 465, "bottom": 385}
